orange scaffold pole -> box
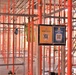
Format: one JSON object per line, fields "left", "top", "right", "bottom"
{"left": 31, "top": 0, "right": 34, "bottom": 75}
{"left": 48, "top": 0, "right": 52, "bottom": 74}
{"left": 38, "top": 0, "right": 42, "bottom": 75}
{"left": 2, "top": 5, "right": 6, "bottom": 63}
{"left": 19, "top": 17, "right": 20, "bottom": 57}
{"left": 7, "top": 0, "right": 10, "bottom": 69}
{"left": 2, "top": 8, "right": 4, "bottom": 63}
{"left": 58, "top": 0, "right": 61, "bottom": 75}
{"left": 28, "top": 0, "right": 31, "bottom": 75}
{"left": 12, "top": 0, "right": 15, "bottom": 74}
{"left": 45, "top": 0, "right": 52, "bottom": 74}
{"left": 67, "top": 0, "right": 72, "bottom": 75}
{"left": 4, "top": 5, "right": 7, "bottom": 63}
{"left": 58, "top": 46, "right": 60, "bottom": 75}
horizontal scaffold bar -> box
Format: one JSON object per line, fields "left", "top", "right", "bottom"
{"left": 0, "top": 22, "right": 24, "bottom": 25}
{"left": 44, "top": 15, "right": 76, "bottom": 19}
{"left": 0, "top": 13, "right": 38, "bottom": 17}
{"left": 0, "top": 63, "right": 24, "bottom": 66}
{"left": 44, "top": 8, "right": 67, "bottom": 16}
{"left": 0, "top": 57, "right": 25, "bottom": 59}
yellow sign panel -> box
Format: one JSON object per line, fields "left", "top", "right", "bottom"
{"left": 39, "top": 25, "right": 52, "bottom": 45}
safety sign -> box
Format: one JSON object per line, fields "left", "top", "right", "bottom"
{"left": 53, "top": 26, "right": 66, "bottom": 45}
{"left": 38, "top": 24, "right": 66, "bottom": 45}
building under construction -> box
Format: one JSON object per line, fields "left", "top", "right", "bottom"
{"left": 0, "top": 0, "right": 74, "bottom": 75}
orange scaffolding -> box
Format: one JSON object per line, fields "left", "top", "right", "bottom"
{"left": 0, "top": 0, "right": 74, "bottom": 75}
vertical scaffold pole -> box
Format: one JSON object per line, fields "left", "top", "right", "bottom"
{"left": 38, "top": 0, "right": 42, "bottom": 75}
{"left": 49, "top": 46, "right": 51, "bottom": 75}
{"left": 19, "top": 17, "right": 20, "bottom": 57}
{"left": 49, "top": 0, "right": 52, "bottom": 74}
{"left": 43, "top": 0, "right": 45, "bottom": 75}
{"left": 12, "top": 0, "right": 15, "bottom": 74}
{"left": 58, "top": 0, "right": 61, "bottom": 75}
{"left": 28, "top": 0, "right": 31, "bottom": 75}
{"left": 24, "top": 16, "right": 26, "bottom": 75}
{"left": 58, "top": 46, "right": 60, "bottom": 75}
{"left": 2, "top": 6, "right": 4, "bottom": 63}
{"left": 67, "top": 0, "right": 72, "bottom": 75}
{"left": 4, "top": 5, "right": 7, "bottom": 63}
{"left": 31, "top": 0, "right": 34, "bottom": 75}
{"left": 61, "top": 0, "right": 65, "bottom": 75}
{"left": 7, "top": 0, "right": 10, "bottom": 69}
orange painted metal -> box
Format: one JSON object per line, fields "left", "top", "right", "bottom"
{"left": 28, "top": 0, "right": 31, "bottom": 75}
{"left": 7, "top": 0, "right": 10, "bottom": 69}
{"left": 4, "top": 5, "right": 7, "bottom": 64}
{"left": 19, "top": 17, "right": 20, "bottom": 57}
{"left": 53, "top": 0, "right": 56, "bottom": 72}
{"left": 58, "top": 46, "right": 60, "bottom": 75}
{"left": 67, "top": 0, "right": 72, "bottom": 75}
{"left": 24, "top": 17, "right": 26, "bottom": 75}
{"left": 2, "top": 6, "right": 6, "bottom": 64}
{"left": 31, "top": 0, "right": 34, "bottom": 75}
{"left": 38, "top": 0, "right": 42, "bottom": 75}
{"left": 54, "top": 0, "right": 56, "bottom": 24}
{"left": 48, "top": 0, "right": 52, "bottom": 74}
{"left": 2, "top": 8, "right": 4, "bottom": 63}
{"left": 58, "top": 0, "right": 61, "bottom": 75}
{"left": 12, "top": 0, "right": 15, "bottom": 74}
{"left": 49, "top": 46, "right": 51, "bottom": 75}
